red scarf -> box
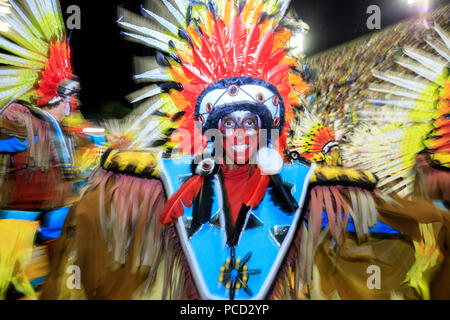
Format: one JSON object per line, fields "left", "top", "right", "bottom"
{"left": 221, "top": 164, "right": 251, "bottom": 226}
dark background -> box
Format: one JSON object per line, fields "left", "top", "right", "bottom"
{"left": 58, "top": 0, "right": 449, "bottom": 119}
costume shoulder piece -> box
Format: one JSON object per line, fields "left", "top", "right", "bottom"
{"left": 100, "top": 148, "right": 159, "bottom": 178}
{"left": 310, "top": 166, "right": 378, "bottom": 190}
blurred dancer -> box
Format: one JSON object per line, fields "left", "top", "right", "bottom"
{"left": 0, "top": 0, "right": 91, "bottom": 299}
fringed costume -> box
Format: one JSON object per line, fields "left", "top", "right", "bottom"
{"left": 0, "top": 0, "right": 100, "bottom": 299}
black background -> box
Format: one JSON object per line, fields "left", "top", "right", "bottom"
{"left": 58, "top": 0, "right": 449, "bottom": 119}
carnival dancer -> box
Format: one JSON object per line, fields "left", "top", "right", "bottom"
{"left": 0, "top": 0, "right": 95, "bottom": 299}
{"left": 42, "top": 0, "right": 448, "bottom": 300}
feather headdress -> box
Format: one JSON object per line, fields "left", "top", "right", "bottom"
{"left": 118, "top": 0, "right": 310, "bottom": 153}
{"left": 289, "top": 111, "right": 340, "bottom": 163}
{"left": 0, "top": 0, "right": 78, "bottom": 111}
{"left": 342, "top": 24, "right": 449, "bottom": 198}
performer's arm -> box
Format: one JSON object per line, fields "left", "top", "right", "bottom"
{"left": 0, "top": 117, "right": 38, "bottom": 153}
{"left": 0, "top": 136, "right": 39, "bottom": 153}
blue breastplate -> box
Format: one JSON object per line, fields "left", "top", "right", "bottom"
{"left": 159, "top": 153, "right": 313, "bottom": 300}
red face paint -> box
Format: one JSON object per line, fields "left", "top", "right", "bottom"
{"left": 219, "top": 111, "right": 260, "bottom": 165}
{"left": 69, "top": 95, "right": 80, "bottom": 114}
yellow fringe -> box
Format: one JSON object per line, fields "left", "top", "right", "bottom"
{"left": 0, "top": 219, "right": 38, "bottom": 300}
{"left": 311, "top": 167, "right": 377, "bottom": 185}
{"left": 403, "top": 223, "right": 441, "bottom": 300}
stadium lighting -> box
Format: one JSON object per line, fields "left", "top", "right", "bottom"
{"left": 289, "top": 32, "right": 304, "bottom": 57}
{"left": 82, "top": 127, "right": 106, "bottom": 135}
{"left": 406, "top": 0, "right": 432, "bottom": 11}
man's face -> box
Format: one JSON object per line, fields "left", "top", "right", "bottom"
{"left": 219, "top": 110, "right": 261, "bottom": 165}
{"left": 44, "top": 95, "right": 80, "bottom": 122}
{"left": 45, "top": 99, "right": 69, "bottom": 122}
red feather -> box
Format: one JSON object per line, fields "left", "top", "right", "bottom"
{"left": 36, "top": 40, "right": 74, "bottom": 106}
{"left": 160, "top": 175, "right": 205, "bottom": 225}
{"left": 267, "top": 63, "right": 290, "bottom": 85}
{"left": 192, "top": 47, "right": 214, "bottom": 80}
{"left": 228, "top": 15, "right": 246, "bottom": 72}
{"left": 263, "top": 48, "right": 286, "bottom": 74}
{"left": 212, "top": 18, "right": 230, "bottom": 67}
{"left": 242, "top": 167, "right": 270, "bottom": 207}
{"left": 253, "top": 31, "right": 275, "bottom": 68}
{"left": 243, "top": 23, "right": 260, "bottom": 67}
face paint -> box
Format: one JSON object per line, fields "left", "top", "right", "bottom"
{"left": 66, "top": 95, "right": 80, "bottom": 116}
{"left": 70, "top": 94, "right": 81, "bottom": 113}
{"left": 219, "top": 111, "right": 261, "bottom": 165}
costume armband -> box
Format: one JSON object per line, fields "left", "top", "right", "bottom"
{"left": 310, "top": 167, "right": 378, "bottom": 191}
{"left": 101, "top": 148, "right": 159, "bottom": 178}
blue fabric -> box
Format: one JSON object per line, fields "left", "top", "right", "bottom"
{"left": 39, "top": 207, "right": 70, "bottom": 240}
{"left": 0, "top": 210, "right": 41, "bottom": 221}
{"left": 30, "top": 275, "right": 47, "bottom": 287}
{"left": 319, "top": 211, "right": 399, "bottom": 234}
{"left": 0, "top": 206, "right": 70, "bottom": 240}
{"left": 74, "top": 179, "right": 87, "bottom": 191}
{"left": 0, "top": 136, "right": 37, "bottom": 153}
{"left": 433, "top": 201, "right": 448, "bottom": 211}
{"left": 87, "top": 135, "right": 106, "bottom": 146}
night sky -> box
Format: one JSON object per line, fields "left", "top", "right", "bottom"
{"left": 58, "top": 0, "right": 449, "bottom": 119}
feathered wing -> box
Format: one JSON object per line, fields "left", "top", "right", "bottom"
{"left": 285, "top": 19, "right": 448, "bottom": 296}
{"left": 342, "top": 24, "right": 449, "bottom": 199}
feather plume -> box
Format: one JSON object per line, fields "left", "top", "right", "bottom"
{"left": 160, "top": 175, "right": 205, "bottom": 225}
{"left": 190, "top": 175, "right": 214, "bottom": 237}
{"left": 342, "top": 24, "right": 450, "bottom": 199}
{"left": 268, "top": 174, "right": 299, "bottom": 214}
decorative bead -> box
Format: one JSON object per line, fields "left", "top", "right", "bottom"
{"left": 228, "top": 84, "right": 239, "bottom": 96}
{"left": 273, "top": 117, "right": 280, "bottom": 127}
{"left": 272, "top": 96, "right": 279, "bottom": 106}
{"left": 256, "top": 92, "right": 265, "bottom": 103}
